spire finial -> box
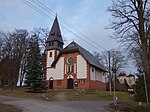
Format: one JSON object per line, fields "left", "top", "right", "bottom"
{"left": 56, "top": 12, "right": 57, "bottom": 18}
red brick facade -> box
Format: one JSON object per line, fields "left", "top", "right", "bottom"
{"left": 46, "top": 51, "right": 106, "bottom": 90}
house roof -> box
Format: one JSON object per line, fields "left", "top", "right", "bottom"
{"left": 51, "top": 42, "right": 106, "bottom": 71}
{"left": 127, "top": 74, "right": 134, "bottom": 77}
{"left": 118, "top": 73, "right": 126, "bottom": 77}
{"left": 46, "top": 16, "right": 63, "bottom": 44}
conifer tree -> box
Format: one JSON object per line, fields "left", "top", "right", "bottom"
{"left": 25, "top": 36, "right": 45, "bottom": 92}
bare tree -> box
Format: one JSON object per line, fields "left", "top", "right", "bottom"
{"left": 0, "top": 31, "right": 4, "bottom": 61}
{"left": 0, "top": 29, "right": 29, "bottom": 89}
{"left": 0, "top": 32, "right": 16, "bottom": 90}
{"left": 128, "top": 45, "right": 142, "bottom": 69}
{"left": 94, "top": 49, "right": 126, "bottom": 74}
{"left": 31, "top": 27, "right": 49, "bottom": 50}
{"left": 0, "top": 27, "right": 49, "bottom": 89}
{"left": 93, "top": 52, "right": 106, "bottom": 65}
{"left": 108, "top": 0, "right": 150, "bottom": 78}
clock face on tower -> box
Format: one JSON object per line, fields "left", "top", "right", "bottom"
{"left": 67, "top": 57, "right": 74, "bottom": 64}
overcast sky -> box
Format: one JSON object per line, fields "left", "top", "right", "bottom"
{"left": 0, "top": 0, "right": 117, "bottom": 50}
{"left": 0, "top": 0, "right": 136, "bottom": 73}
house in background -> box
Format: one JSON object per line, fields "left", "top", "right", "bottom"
{"left": 117, "top": 73, "right": 136, "bottom": 87}
{"left": 117, "top": 73, "right": 126, "bottom": 84}
{"left": 126, "top": 74, "right": 136, "bottom": 87}
{"left": 45, "top": 16, "right": 107, "bottom": 90}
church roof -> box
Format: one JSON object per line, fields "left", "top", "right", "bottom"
{"left": 52, "top": 42, "right": 106, "bottom": 71}
{"left": 127, "top": 74, "right": 134, "bottom": 77}
{"left": 46, "top": 16, "right": 63, "bottom": 43}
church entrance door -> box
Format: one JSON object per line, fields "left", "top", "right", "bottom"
{"left": 49, "top": 80, "right": 53, "bottom": 89}
{"left": 67, "top": 78, "right": 73, "bottom": 89}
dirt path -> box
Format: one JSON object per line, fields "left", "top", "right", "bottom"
{"left": 0, "top": 95, "right": 111, "bottom": 112}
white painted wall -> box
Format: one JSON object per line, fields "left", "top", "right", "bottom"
{"left": 47, "top": 57, "right": 64, "bottom": 80}
{"left": 102, "top": 72, "right": 106, "bottom": 83}
{"left": 90, "top": 66, "right": 95, "bottom": 80}
{"left": 77, "top": 55, "right": 87, "bottom": 78}
{"left": 95, "top": 70, "right": 102, "bottom": 81}
{"left": 47, "top": 50, "right": 55, "bottom": 67}
{"left": 90, "top": 66, "right": 106, "bottom": 83}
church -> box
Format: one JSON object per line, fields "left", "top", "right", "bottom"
{"left": 46, "top": 16, "right": 107, "bottom": 90}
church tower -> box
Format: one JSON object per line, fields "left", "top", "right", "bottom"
{"left": 46, "top": 16, "right": 64, "bottom": 67}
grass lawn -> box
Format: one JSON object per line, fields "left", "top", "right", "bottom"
{"left": 0, "top": 103, "right": 22, "bottom": 112}
{"left": 0, "top": 87, "right": 57, "bottom": 100}
{"left": 65, "top": 90, "right": 132, "bottom": 101}
{"left": 0, "top": 87, "right": 132, "bottom": 101}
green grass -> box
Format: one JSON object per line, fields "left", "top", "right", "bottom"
{"left": 0, "top": 87, "right": 57, "bottom": 100}
{"left": 65, "top": 90, "right": 131, "bottom": 101}
{"left": 115, "top": 92, "right": 132, "bottom": 101}
{"left": 0, "top": 103, "right": 22, "bottom": 112}
{"left": 0, "top": 87, "right": 131, "bottom": 101}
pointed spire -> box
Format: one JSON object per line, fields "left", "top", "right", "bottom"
{"left": 46, "top": 16, "right": 64, "bottom": 51}
{"left": 47, "top": 16, "right": 64, "bottom": 44}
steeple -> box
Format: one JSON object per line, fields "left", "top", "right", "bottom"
{"left": 46, "top": 16, "right": 64, "bottom": 51}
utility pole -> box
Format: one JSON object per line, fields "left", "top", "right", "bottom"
{"left": 112, "top": 68, "right": 116, "bottom": 105}
{"left": 108, "top": 51, "right": 112, "bottom": 95}
{"left": 113, "top": 71, "right": 116, "bottom": 105}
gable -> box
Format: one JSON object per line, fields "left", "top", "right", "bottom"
{"left": 51, "top": 42, "right": 106, "bottom": 72}
{"left": 64, "top": 42, "right": 106, "bottom": 71}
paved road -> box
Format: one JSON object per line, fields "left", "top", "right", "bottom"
{"left": 0, "top": 95, "right": 111, "bottom": 112}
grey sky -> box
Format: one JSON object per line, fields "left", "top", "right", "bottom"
{"left": 0, "top": 0, "right": 136, "bottom": 73}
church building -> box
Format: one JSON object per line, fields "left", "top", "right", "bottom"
{"left": 46, "top": 16, "right": 107, "bottom": 90}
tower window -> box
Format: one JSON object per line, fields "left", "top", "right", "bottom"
{"left": 52, "top": 42, "right": 54, "bottom": 46}
{"left": 49, "top": 42, "right": 54, "bottom": 46}
{"left": 50, "top": 33, "right": 54, "bottom": 36}
{"left": 49, "top": 52, "right": 52, "bottom": 57}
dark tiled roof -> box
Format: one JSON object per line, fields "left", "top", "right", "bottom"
{"left": 52, "top": 42, "right": 106, "bottom": 71}
{"left": 46, "top": 16, "right": 63, "bottom": 43}
{"left": 118, "top": 73, "right": 126, "bottom": 77}
{"left": 127, "top": 74, "right": 134, "bottom": 77}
